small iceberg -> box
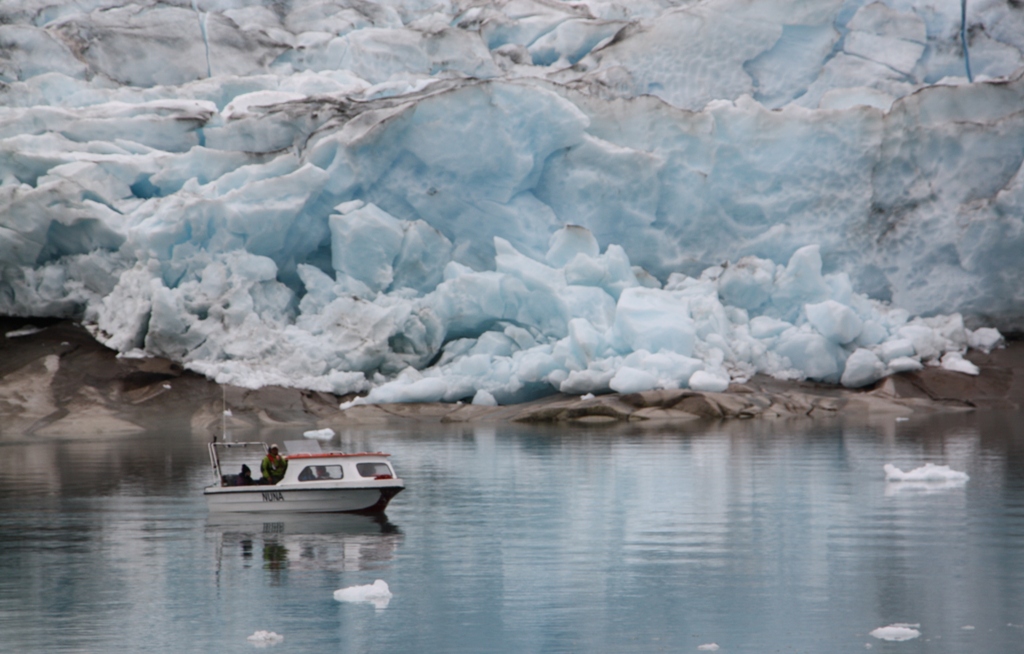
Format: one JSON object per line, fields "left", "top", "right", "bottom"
{"left": 246, "top": 630, "right": 284, "bottom": 647}
{"left": 869, "top": 623, "right": 921, "bottom": 641}
{"left": 884, "top": 463, "right": 969, "bottom": 482}
{"left": 303, "top": 428, "right": 336, "bottom": 441}
{"left": 884, "top": 463, "right": 968, "bottom": 494}
{"left": 334, "top": 579, "right": 392, "bottom": 609}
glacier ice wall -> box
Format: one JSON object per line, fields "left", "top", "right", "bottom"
{"left": 1, "top": 0, "right": 1021, "bottom": 402}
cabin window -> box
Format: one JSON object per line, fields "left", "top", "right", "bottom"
{"left": 297, "top": 465, "right": 343, "bottom": 481}
{"left": 356, "top": 462, "right": 393, "bottom": 478}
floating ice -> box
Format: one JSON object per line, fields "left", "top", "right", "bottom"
{"left": 333, "top": 579, "right": 392, "bottom": 609}
{"left": 246, "top": 630, "right": 284, "bottom": 647}
{"left": 302, "top": 428, "right": 336, "bottom": 441}
{"left": 884, "top": 463, "right": 970, "bottom": 482}
{"left": 0, "top": 0, "right": 1019, "bottom": 405}
{"left": 869, "top": 624, "right": 921, "bottom": 641}
{"left": 697, "top": 644, "right": 720, "bottom": 652}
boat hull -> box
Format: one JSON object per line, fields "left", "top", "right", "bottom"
{"left": 204, "top": 484, "right": 403, "bottom": 514}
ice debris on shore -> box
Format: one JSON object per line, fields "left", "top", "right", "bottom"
{"left": 333, "top": 579, "right": 392, "bottom": 609}
{"left": 333, "top": 238, "right": 1003, "bottom": 407}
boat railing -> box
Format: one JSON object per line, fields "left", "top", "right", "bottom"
{"left": 286, "top": 452, "right": 391, "bottom": 459}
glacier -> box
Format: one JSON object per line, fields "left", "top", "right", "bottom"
{"left": 1, "top": 0, "right": 1021, "bottom": 404}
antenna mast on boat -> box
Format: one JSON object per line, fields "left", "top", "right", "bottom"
{"left": 217, "top": 385, "right": 229, "bottom": 443}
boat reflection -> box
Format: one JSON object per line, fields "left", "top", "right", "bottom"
{"left": 208, "top": 512, "right": 403, "bottom": 574}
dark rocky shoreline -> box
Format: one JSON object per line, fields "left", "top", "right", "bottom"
{"left": 2, "top": 317, "right": 1021, "bottom": 440}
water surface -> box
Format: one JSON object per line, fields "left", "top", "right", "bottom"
{"left": 1, "top": 411, "right": 1022, "bottom": 652}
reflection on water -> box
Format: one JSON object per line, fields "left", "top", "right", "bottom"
{"left": 208, "top": 512, "right": 403, "bottom": 575}
{"left": 0, "top": 410, "right": 1022, "bottom": 652}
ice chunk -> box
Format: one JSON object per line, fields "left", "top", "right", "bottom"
{"left": 749, "top": 316, "right": 792, "bottom": 339}
{"left": 559, "top": 365, "right": 616, "bottom": 395}
{"left": 612, "top": 287, "right": 694, "bottom": 356}
{"left": 773, "top": 330, "right": 843, "bottom": 382}
{"left": 940, "top": 352, "right": 980, "bottom": 376}
{"left": 564, "top": 245, "right": 640, "bottom": 301}
{"left": 717, "top": 256, "right": 775, "bottom": 310}
{"left": 968, "top": 327, "right": 1004, "bottom": 354}
{"left": 609, "top": 366, "right": 659, "bottom": 394}
{"left": 302, "top": 428, "right": 335, "bottom": 441}
{"left": 771, "top": 246, "right": 831, "bottom": 319}
{"left": 897, "top": 325, "right": 942, "bottom": 361}
{"left": 330, "top": 201, "right": 405, "bottom": 293}
{"left": 869, "top": 624, "right": 920, "bottom": 642}
{"left": 688, "top": 369, "right": 729, "bottom": 393}
{"left": 883, "top": 463, "right": 969, "bottom": 482}
{"left": 472, "top": 389, "right": 498, "bottom": 406}
{"left": 840, "top": 348, "right": 885, "bottom": 388}
{"left": 546, "top": 225, "right": 600, "bottom": 268}
{"left": 392, "top": 220, "right": 454, "bottom": 294}
{"left": 856, "top": 319, "right": 888, "bottom": 346}
{"left": 887, "top": 356, "right": 923, "bottom": 373}
{"left": 246, "top": 630, "right": 284, "bottom": 646}
{"left": 805, "top": 299, "right": 863, "bottom": 345}
{"left": 333, "top": 579, "right": 393, "bottom": 609}
{"left": 878, "top": 338, "right": 915, "bottom": 362}
{"left": 623, "top": 349, "right": 704, "bottom": 389}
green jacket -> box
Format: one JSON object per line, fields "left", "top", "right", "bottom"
{"left": 261, "top": 454, "right": 288, "bottom": 484}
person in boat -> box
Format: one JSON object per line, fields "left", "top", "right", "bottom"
{"left": 234, "top": 464, "right": 255, "bottom": 486}
{"left": 261, "top": 444, "right": 288, "bottom": 485}
{"left": 298, "top": 465, "right": 332, "bottom": 481}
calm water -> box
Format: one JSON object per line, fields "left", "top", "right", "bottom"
{"left": 1, "top": 411, "right": 1023, "bottom": 653}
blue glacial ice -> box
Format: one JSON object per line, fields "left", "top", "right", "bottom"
{"left": 0, "top": 0, "right": 1021, "bottom": 403}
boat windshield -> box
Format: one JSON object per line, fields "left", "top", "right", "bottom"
{"left": 297, "top": 465, "right": 343, "bottom": 481}
{"left": 356, "top": 462, "right": 393, "bottom": 478}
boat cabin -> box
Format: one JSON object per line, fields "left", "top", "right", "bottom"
{"left": 208, "top": 441, "right": 397, "bottom": 487}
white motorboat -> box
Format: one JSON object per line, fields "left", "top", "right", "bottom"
{"left": 204, "top": 441, "right": 404, "bottom": 514}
